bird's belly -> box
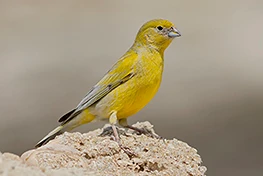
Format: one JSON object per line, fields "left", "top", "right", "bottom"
{"left": 94, "top": 75, "right": 161, "bottom": 119}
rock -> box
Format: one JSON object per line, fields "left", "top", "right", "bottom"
{"left": 0, "top": 152, "right": 45, "bottom": 176}
{"left": 1, "top": 121, "right": 207, "bottom": 175}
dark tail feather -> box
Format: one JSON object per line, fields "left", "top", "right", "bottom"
{"left": 35, "top": 125, "right": 64, "bottom": 148}
{"left": 36, "top": 108, "right": 84, "bottom": 147}
{"left": 58, "top": 109, "right": 76, "bottom": 123}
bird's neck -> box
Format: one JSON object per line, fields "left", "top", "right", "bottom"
{"left": 131, "top": 42, "right": 165, "bottom": 58}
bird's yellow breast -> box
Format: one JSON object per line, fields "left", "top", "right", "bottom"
{"left": 94, "top": 49, "right": 163, "bottom": 119}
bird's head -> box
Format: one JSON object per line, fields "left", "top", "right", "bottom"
{"left": 134, "top": 19, "right": 181, "bottom": 53}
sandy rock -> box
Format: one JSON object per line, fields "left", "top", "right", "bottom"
{"left": 1, "top": 122, "right": 207, "bottom": 175}
{"left": 0, "top": 152, "right": 45, "bottom": 176}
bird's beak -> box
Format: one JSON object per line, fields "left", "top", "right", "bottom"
{"left": 168, "top": 27, "right": 181, "bottom": 38}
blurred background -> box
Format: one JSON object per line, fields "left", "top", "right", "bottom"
{"left": 0, "top": 0, "right": 263, "bottom": 175}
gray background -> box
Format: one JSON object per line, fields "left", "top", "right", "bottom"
{"left": 0, "top": 0, "right": 263, "bottom": 175}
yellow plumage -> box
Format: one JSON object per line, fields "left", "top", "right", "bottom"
{"left": 36, "top": 19, "right": 181, "bottom": 147}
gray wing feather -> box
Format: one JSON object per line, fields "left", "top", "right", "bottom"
{"left": 76, "top": 73, "right": 134, "bottom": 111}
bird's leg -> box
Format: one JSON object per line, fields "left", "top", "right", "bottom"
{"left": 119, "top": 118, "right": 162, "bottom": 139}
{"left": 109, "top": 111, "right": 135, "bottom": 157}
{"left": 109, "top": 111, "right": 120, "bottom": 142}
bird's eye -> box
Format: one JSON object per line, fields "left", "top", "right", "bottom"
{"left": 157, "top": 26, "right": 163, "bottom": 31}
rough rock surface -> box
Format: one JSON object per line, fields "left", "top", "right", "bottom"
{"left": 1, "top": 122, "right": 207, "bottom": 176}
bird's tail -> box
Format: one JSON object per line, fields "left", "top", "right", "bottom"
{"left": 35, "top": 108, "right": 95, "bottom": 148}
{"left": 35, "top": 109, "right": 76, "bottom": 147}
{"left": 35, "top": 125, "right": 64, "bottom": 147}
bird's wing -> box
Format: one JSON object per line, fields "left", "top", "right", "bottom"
{"left": 59, "top": 52, "right": 137, "bottom": 124}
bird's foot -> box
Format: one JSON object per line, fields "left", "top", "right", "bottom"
{"left": 127, "top": 125, "right": 163, "bottom": 139}
{"left": 118, "top": 143, "right": 137, "bottom": 158}
{"left": 99, "top": 125, "right": 136, "bottom": 157}
{"left": 99, "top": 126, "right": 128, "bottom": 137}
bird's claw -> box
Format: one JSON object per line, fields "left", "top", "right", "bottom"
{"left": 128, "top": 126, "right": 163, "bottom": 139}
{"left": 99, "top": 126, "right": 136, "bottom": 157}
{"left": 119, "top": 144, "right": 137, "bottom": 158}
{"left": 99, "top": 126, "right": 128, "bottom": 137}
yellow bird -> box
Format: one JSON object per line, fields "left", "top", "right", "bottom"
{"left": 36, "top": 19, "right": 181, "bottom": 148}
